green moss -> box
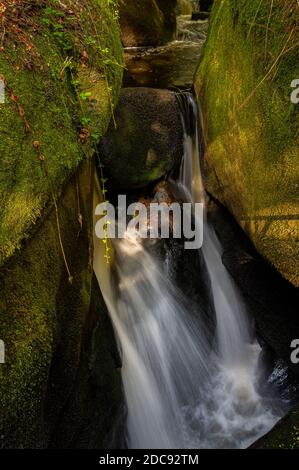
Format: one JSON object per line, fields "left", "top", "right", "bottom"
{"left": 0, "top": 160, "right": 94, "bottom": 448}
{"left": 195, "top": 0, "right": 299, "bottom": 286}
{"left": 0, "top": 0, "right": 124, "bottom": 448}
{"left": 50, "top": 274, "right": 123, "bottom": 449}
{"left": 251, "top": 403, "right": 299, "bottom": 449}
{"left": 0, "top": 0, "right": 123, "bottom": 266}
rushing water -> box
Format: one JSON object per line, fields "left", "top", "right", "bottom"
{"left": 94, "top": 93, "right": 287, "bottom": 449}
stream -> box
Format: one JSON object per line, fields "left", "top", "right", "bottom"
{"left": 93, "top": 12, "right": 298, "bottom": 449}
{"left": 94, "top": 92, "right": 296, "bottom": 449}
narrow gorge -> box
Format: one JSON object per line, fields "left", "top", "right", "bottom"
{"left": 0, "top": 0, "right": 298, "bottom": 451}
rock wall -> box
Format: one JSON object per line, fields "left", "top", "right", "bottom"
{"left": 176, "top": 0, "right": 193, "bottom": 16}
{"left": 0, "top": 160, "right": 123, "bottom": 448}
{"left": 195, "top": 0, "right": 299, "bottom": 286}
{"left": 0, "top": 0, "right": 124, "bottom": 448}
{"left": 0, "top": 0, "right": 123, "bottom": 267}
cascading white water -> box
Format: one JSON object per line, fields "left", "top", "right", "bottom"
{"left": 179, "top": 94, "right": 257, "bottom": 366}
{"left": 176, "top": 93, "right": 282, "bottom": 447}
{"left": 105, "top": 236, "right": 215, "bottom": 449}
{"left": 94, "top": 93, "right": 283, "bottom": 449}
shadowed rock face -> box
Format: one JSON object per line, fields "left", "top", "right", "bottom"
{"left": 99, "top": 88, "right": 184, "bottom": 190}
{"left": 206, "top": 197, "right": 299, "bottom": 379}
{"left": 176, "top": 0, "right": 193, "bottom": 15}
{"left": 0, "top": 161, "right": 123, "bottom": 449}
{"left": 50, "top": 274, "right": 123, "bottom": 449}
{"left": 119, "top": 0, "right": 177, "bottom": 47}
{"left": 199, "top": 0, "right": 213, "bottom": 12}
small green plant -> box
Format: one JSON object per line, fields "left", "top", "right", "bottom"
{"left": 97, "top": 157, "right": 112, "bottom": 264}
{"left": 41, "top": 4, "right": 73, "bottom": 53}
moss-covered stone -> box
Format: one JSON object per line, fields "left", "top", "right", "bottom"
{"left": 0, "top": 0, "right": 124, "bottom": 448}
{"left": 119, "top": 0, "right": 177, "bottom": 47}
{"left": 0, "top": 160, "right": 123, "bottom": 448}
{"left": 176, "top": 0, "right": 193, "bottom": 15}
{"left": 50, "top": 274, "right": 123, "bottom": 449}
{"left": 195, "top": 0, "right": 299, "bottom": 286}
{"left": 0, "top": 0, "right": 124, "bottom": 266}
{"left": 0, "top": 160, "right": 93, "bottom": 447}
{"left": 251, "top": 403, "right": 299, "bottom": 449}
{"left": 100, "top": 87, "right": 184, "bottom": 189}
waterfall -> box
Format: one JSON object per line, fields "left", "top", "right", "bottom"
{"left": 178, "top": 93, "right": 257, "bottom": 366}
{"left": 104, "top": 236, "right": 214, "bottom": 449}
{"left": 94, "top": 93, "right": 283, "bottom": 449}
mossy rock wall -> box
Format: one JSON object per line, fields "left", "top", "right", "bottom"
{"left": 195, "top": 0, "right": 299, "bottom": 286}
{"left": 0, "top": 160, "right": 91, "bottom": 447}
{"left": 0, "top": 0, "right": 124, "bottom": 448}
{"left": 0, "top": 0, "right": 123, "bottom": 267}
{"left": 119, "top": 0, "right": 177, "bottom": 47}
{"left": 0, "top": 161, "right": 123, "bottom": 448}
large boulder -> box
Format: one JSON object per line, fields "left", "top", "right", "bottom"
{"left": 176, "top": 0, "right": 193, "bottom": 15}
{"left": 100, "top": 87, "right": 184, "bottom": 189}
{"left": 195, "top": 0, "right": 299, "bottom": 287}
{"left": 119, "top": 0, "right": 177, "bottom": 47}
{"left": 0, "top": 161, "right": 122, "bottom": 448}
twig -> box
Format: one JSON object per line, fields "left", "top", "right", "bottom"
{"left": 264, "top": 0, "right": 274, "bottom": 59}
{"left": 75, "top": 170, "right": 83, "bottom": 235}
{"left": 247, "top": 0, "right": 264, "bottom": 38}
{"left": 52, "top": 192, "right": 73, "bottom": 284}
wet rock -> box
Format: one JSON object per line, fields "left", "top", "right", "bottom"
{"left": 250, "top": 403, "right": 299, "bottom": 449}
{"left": 99, "top": 88, "right": 184, "bottom": 190}
{"left": 119, "top": 0, "right": 177, "bottom": 47}
{"left": 122, "top": 9, "right": 208, "bottom": 90}
{"left": 192, "top": 12, "right": 210, "bottom": 20}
